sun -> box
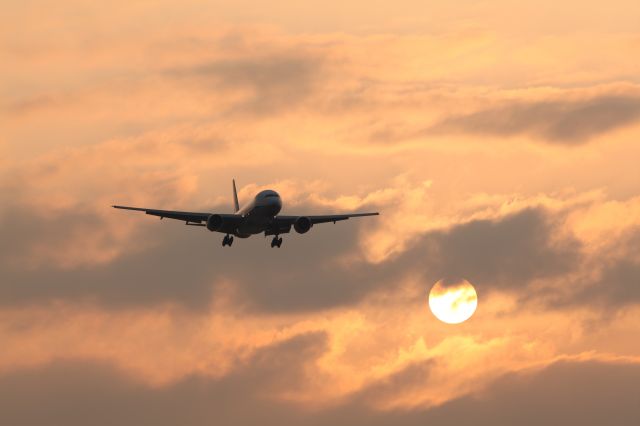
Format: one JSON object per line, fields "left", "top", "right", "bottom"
{"left": 428, "top": 279, "right": 478, "bottom": 324}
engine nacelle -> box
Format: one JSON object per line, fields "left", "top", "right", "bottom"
{"left": 293, "top": 216, "right": 312, "bottom": 234}
{"left": 206, "top": 214, "right": 224, "bottom": 232}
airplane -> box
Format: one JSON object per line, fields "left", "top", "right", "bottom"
{"left": 113, "top": 180, "right": 379, "bottom": 247}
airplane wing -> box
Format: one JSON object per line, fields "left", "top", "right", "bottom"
{"left": 112, "top": 205, "right": 212, "bottom": 225}
{"left": 277, "top": 212, "right": 379, "bottom": 224}
{"left": 272, "top": 212, "right": 379, "bottom": 234}
{"left": 113, "top": 205, "right": 378, "bottom": 235}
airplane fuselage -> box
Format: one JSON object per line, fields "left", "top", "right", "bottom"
{"left": 234, "top": 190, "right": 283, "bottom": 237}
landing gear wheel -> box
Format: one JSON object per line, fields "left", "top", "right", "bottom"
{"left": 271, "top": 236, "right": 280, "bottom": 248}
{"left": 228, "top": 236, "right": 234, "bottom": 246}
{"left": 277, "top": 237, "right": 283, "bottom": 248}
{"left": 223, "top": 235, "right": 232, "bottom": 247}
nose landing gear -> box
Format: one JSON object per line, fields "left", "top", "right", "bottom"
{"left": 270, "top": 236, "right": 283, "bottom": 248}
{"left": 222, "top": 234, "right": 234, "bottom": 247}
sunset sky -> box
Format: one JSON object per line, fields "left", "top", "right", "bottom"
{"left": 2, "top": 1, "right": 640, "bottom": 424}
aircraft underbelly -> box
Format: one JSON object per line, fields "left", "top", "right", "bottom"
{"left": 236, "top": 205, "right": 275, "bottom": 235}
{"left": 237, "top": 222, "right": 265, "bottom": 235}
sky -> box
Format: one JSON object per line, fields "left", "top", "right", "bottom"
{"left": 1, "top": 1, "right": 640, "bottom": 424}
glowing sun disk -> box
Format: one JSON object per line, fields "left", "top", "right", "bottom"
{"left": 429, "top": 279, "right": 478, "bottom": 324}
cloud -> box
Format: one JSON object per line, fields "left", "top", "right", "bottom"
{"left": 168, "top": 51, "right": 324, "bottom": 114}
{"left": 321, "top": 358, "right": 640, "bottom": 425}
{"left": 0, "top": 175, "right": 375, "bottom": 310}
{"left": 556, "top": 258, "right": 640, "bottom": 311}
{"left": 0, "top": 202, "right": 372, "bottom": 312}
{"left": 0, "top": 200, "right": 583, "bottom": 314}
{"left": 0, "top": 332, "right": 327, "bottom": 426}
{"left": 409, "top": 359, "right": 640, "bottom": 426}
{"left": 587, "top": 260, "right": 640, "bottom": 306}
{"left": 0, "top": 352, "right": 638, "bottom": 426}
{"left": 535, "top": 227, "right": 640, "bottom": 312}
{"left": 429, "top": 95, "right": 640, "bottom": 145}
{"left": 349, "top": 360, "right": 436, "bottom": 408}
{"left": 417, "top": 208, "right": 582, "bottom": 292}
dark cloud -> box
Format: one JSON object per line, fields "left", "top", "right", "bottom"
{"left": 0, "top": 205, "right": 105, "bottom": 265}
{"left": 0, "top": 199, "right": 373, "bottom": 312}
{"left": 169, "top": 52, "right": 324, "bottom": 113}
{"left": 428, "top": 95, "right": 640, "bottom": 145}
{"left": 0, "top": 203, "right": 583, "bottom": 313}
{"left": 585, "top": 229, "right": 640, "bottom": 307}
{"left": 1, "top": 350, "right": 638, "bottom": 426}
{"left": 592, "top": 260, "right": 640, "bottom": 304}
{"left": 555, "top": 259, "right": 640, "bottom": 311}
{"left": 417, "top": 208, "right": 582, "bottom": 292}
{"left": 538, "top": 229, "right": 640, "bottom": 311}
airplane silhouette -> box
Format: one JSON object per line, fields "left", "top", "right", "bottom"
{"left": 113, "top": 180, "right": 379, "bottom": 247}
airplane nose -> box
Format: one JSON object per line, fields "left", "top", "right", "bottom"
{"left": 269, "top": 196, "right": 282, "bottom": 214}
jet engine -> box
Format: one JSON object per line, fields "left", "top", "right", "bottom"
{"left": 293, "top": 216, "right": 312, "bottom": 234}
{"left": 206, "top": 214, "right": 224, "bottom": 232}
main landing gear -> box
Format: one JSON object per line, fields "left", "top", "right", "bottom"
{"left": 222, "top": 234, "right": 234, "bottom": 247}
{"left": 270, "top": 236, "right": 283, "bottom": 248}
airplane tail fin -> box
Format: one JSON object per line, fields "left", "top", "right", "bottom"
{"left": 232, "top": 179, "right": 240, "bottom": 213}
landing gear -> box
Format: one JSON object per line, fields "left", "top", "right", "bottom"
{"left": 270, "top": 236, "right": 283, "bottom": 248}
{"left": 222, "top": 234, "right": 234, "bottom": 247}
